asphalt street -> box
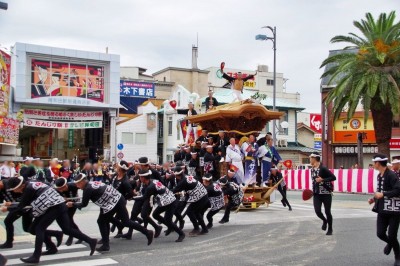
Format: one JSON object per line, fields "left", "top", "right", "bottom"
{"left": 0, "top": 191, "right": 395, "bottom": 266}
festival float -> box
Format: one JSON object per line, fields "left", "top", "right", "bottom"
{"left": 187, "top": 98, "right": 285, "bottom": 209}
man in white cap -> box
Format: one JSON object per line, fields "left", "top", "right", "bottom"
{"left": 225, "top": 138, "right": 244, "bottom": 184}
{"left": 392, "top": 159, "right": 400, "bottom": 179}
{"left": 369, "top": 154, "right": 400, "bottom": 266}
{"left": 309, "top": 152, "right": 336, "bottom": 236}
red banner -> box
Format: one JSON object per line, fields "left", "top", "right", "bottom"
{"left": 179, "top": 120, "right": 202, "bottom": 145}
{"left": 0, "top": 50, "right": 11, "bottom": 117}
{"left": 310, "top": 113, "right": 322, "bottom": 133}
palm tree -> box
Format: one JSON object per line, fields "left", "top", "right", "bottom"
{"left": 321, "top": 11, "right": 400, "bottom": 157}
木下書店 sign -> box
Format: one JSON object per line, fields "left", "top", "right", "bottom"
{"left": 24, "top": 109, "right": 103, "bottom": 121}
{"left": 23, "top": 118, "right": 102, "bottom": 129}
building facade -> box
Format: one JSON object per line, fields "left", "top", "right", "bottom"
{"left": 11, "top": 43, "right": 120, "bottom": 162}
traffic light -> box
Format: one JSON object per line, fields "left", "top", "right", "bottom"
{"left": 0, "top": 2, "right": 8, "bottom": 10}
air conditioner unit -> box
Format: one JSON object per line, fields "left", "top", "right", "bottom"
{"left": 277, "top": 139, "right": 288, "bottom": 147}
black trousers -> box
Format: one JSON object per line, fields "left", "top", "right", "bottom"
{"left": 141, "top": 201, "right": 160, "bottom": 230}
{"left": 186, "top": 196, "right": 209, "bottom": 231}
{"left": 98, "top": 197, "right": 148, "bottom": 246}
{"left": 222, "top": 199, "right": 237, "bottom": 222}
{"left": 4, "top": 210, "right": 32, "bottom": 243}
{"left": 277, "top": 185, "right": 291, "bottom": 208}
{"left": 153, "top": 201, "right": 183, "bottom": 236}
{"left": 29, "top": 204, "right": 92, "bottom": 259}
{"left": 313, "top": 194, "right": 333, "bottom": 228}
{"left": 377, "top": 214, "right": 400, "bottom": 258}
{"left": 174, "top": 200, "right": 186, "bottom": 223}
{"left": 206, "top": 208, "right": 222, "bottom": 224}
{"left": 129, "top": 199, "right": 144, "bottom": 224}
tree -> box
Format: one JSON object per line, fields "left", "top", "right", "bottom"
{"left": 321, "top": 11, "right": 400, "bottom": 157}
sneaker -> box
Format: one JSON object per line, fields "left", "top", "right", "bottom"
{"left": 121, "top": 233, "right": 132, "bottom": 240}
{"left": 20, "top": 256, "right": 40, "bottom": 264}
{"left": 206, "top": 223, "right": 213, "bottom": 229}
{"left": 199, "top": 229, "right": 208, "bottom": 235}
{"left": 189, "top": 229, "right": 200, "bottom": 236}
{"left": 175, "top": 233, "right": 185, "bottom": 242}
{"left": 146, "top": 230, "right": 154, "bottom": 245}
{"left": 0, "top": 242, "right": 12, "bottom": 249}
{"left": 219, "top": 220, "right": 228, "bottom": 224}
{"left": 96, "top": 245, "right": 110, "bottom": 252}
{"left": 321, "top": 221, "right": 327, "bottom": 231}
{"left": 42, "top": 247, "right": 58, "bottom": 255}
{"left": 65, "top": 236, "right": 73, "bottom": 246}
{"left": 154, "top": 226, "right": 162, "bottom": 238}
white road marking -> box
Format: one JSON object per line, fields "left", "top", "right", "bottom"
{"left": 7, "top": 250, "right": 100, "bottom": 265}
{"left": 1, "top": 244, "right": 88, "bottom": 256}
{"left": 46, "top": 258, "right": 118, "bottom": 266}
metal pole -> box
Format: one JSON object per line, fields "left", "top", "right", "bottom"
{"left": 272, "top": 27, "right": 277, "bottom": 146}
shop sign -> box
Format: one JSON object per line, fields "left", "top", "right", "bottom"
{"left": 120, "top": 81, "right": 155, "bottom": 98}
{"left": 24, "top": 118, "right": 102, "bottom": 129}
{"left": 24, "top": 109, "right": 103, "bottom": 121}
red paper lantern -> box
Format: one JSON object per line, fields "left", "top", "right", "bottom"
{"left": 170, "top": 100, "right": 177, "bottom": 109}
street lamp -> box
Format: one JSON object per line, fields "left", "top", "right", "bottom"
{"left": 256, "top": 26, "right": 277, "bottom": 145}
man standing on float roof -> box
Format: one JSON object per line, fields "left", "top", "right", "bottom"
{"left": 220, "top": 62, "right": 257, "bottom": 102}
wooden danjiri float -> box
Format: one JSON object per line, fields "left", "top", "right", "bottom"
{"left": 187, "top": 99, "right": 284, "bottom": 209}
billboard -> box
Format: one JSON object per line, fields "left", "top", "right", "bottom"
{"left": 0, "top": 50, "right": 11, "bottom": 117}
{"left": 31, "top": 59, "right": 105, "bottom": 103}
{"left": 0, "top": 117, "right": 19, "bottom": 145}
{"left": 120, "top": 81, "right": 155, "bottom": 98}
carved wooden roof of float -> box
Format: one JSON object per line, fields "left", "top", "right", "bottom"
{"left": 187, "top": 100, "right": 284, "bottom": 134}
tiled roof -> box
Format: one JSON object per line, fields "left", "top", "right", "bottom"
{"left": 201, "top": 88, "right": 305, "bottom": 110}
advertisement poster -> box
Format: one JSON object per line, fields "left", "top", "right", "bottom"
{"left": 31, "top": 59, "right": 105, "bottom": 103}
{"left": 0, "top": 50, "right": 11, "bottom": 117}
{"left": 0, "top": 117, "right": 19, "bottom": 145}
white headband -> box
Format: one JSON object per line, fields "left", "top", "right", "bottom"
{"left": 54, "top": 178, "right": 67, "bottom": 188}
{"left": 118, "top": 162, "right": 129, "bottom": 170}
{"left": 309, "top": 153, "right": 321, "bottom": 158}
{"left": 74, "top": 173, "right": 87, "bottom": 183}
{"left": 7, "top": 177, "right": 24, "bottom": 191}
{"left": 138, "top": 170, "right": 152, "bottom": 177}
{"left": 372, "top": 157, "right": 388, "bottom": 162}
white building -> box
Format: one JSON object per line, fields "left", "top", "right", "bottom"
{"left": 116, "top": 101, "right": 158, "bottom": 163}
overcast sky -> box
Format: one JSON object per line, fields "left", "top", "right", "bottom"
{"left": 0, "top": 0, "right": 398, "bottom": 112}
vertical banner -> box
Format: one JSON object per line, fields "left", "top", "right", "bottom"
{"left": 179, "top": 119, "right": 202, "bottom": 144}
{"left": 0, "top": 50, "right": 11, "bottom": 117}
{"left": 68, "top": 129, "right": 74, "bottom": 148}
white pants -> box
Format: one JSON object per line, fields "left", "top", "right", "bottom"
{"left": 232, "top": 89, "right": 244, "bottom": 102}
{"left": 185, "top": 124, "right": 198, "bottom": 144}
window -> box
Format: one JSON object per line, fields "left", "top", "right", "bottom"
{"left": 158, "top": 117, "right": 164, "bottom": 138}
{"left": 302, "top": 158, "right": 310, "bottom": 164}
{"left": 168, "top": 121, "right": 173, "bottom": 136}
{"left": 135, "top": 133, "right": 147, "bottom": 144}
{"left": 166, "top": 154, "right": 173, "bottom": 163}
{"left": 267, "top": 79, "right": 274, "bottom": 86}
{"left": 121, "top": 132, "right": 133, "bottom": 144}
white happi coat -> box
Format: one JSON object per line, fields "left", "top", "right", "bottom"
{"left": 225, "top": 144, "right": 244, "bottom": 184}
